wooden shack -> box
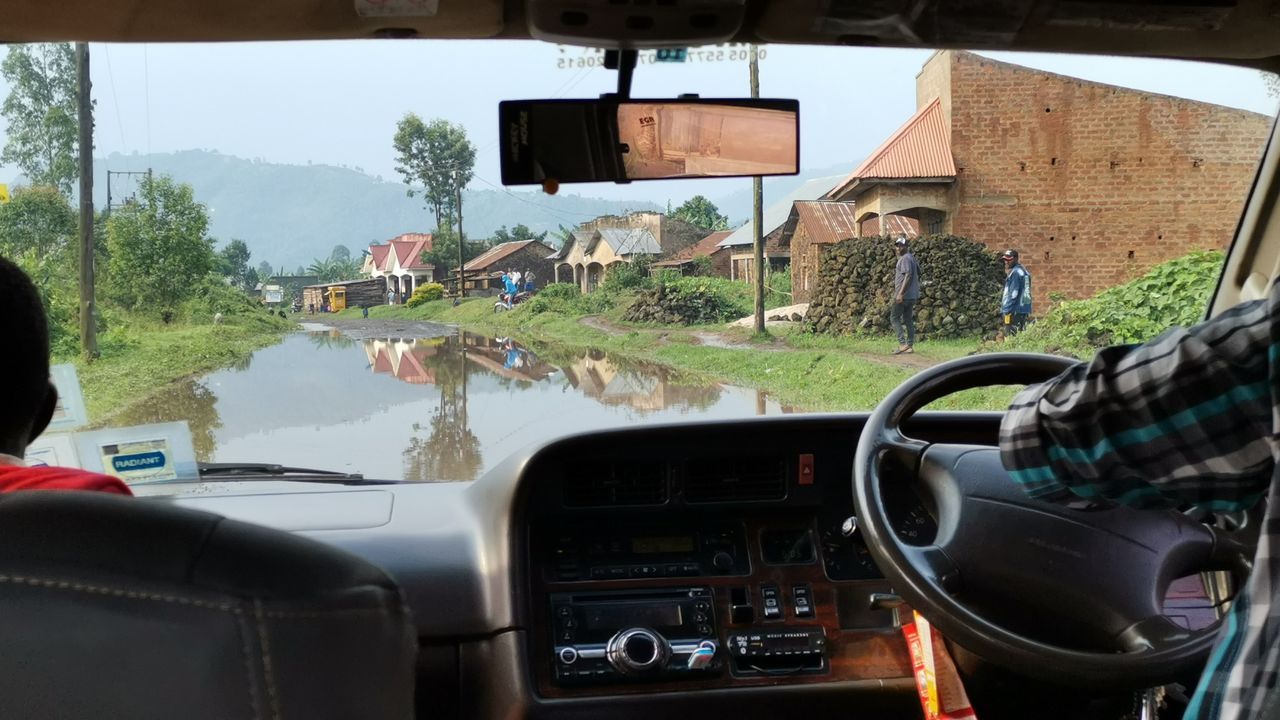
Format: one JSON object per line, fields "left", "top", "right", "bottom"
{"left": 303, "top": 277, "right": 387, "bottom": 312}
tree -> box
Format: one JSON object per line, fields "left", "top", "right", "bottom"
{"left": 106, "top": 175, "right": 215, "bottom": 318}
{"left": 257, "top": 260, "right": 273, "bottom": 280}
{"left": 0, "top": 44, "right": 83, "bottom": 195}
{"left": 422, "top": 222, "right": 464, "bottom": 277}
{"left": 492, "top": 223, "right": 547, "bottom": 245}
{"left": 307, "top": 256, "right": 361, "bottom": 283}
{"left": 671, "top": 195, "right": 729, "bottom": 231}
{"left": 216, "top": 239, "right": 255, "bottom": 291}
{"left": 393, "top": 115, "right": 476, "bottom": 228}
{"left": 1265, "top": 71, "right": 1280, "bottom": 100}
{"left": 330, "top": 244, "right": 351, "bottom": 262}
{"left": 0, "top": 185, "right": 76, "bottom": 259}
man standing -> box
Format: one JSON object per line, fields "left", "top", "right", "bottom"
{"left": 891, "top": 236, "right": 920, "bottom": 355}
{"left": 1000, "top": 249, "right": 1032, "bottom": 335}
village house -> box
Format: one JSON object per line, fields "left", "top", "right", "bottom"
{"left": 776, "top": 201, "right": 859, "bottom": 303}
{"left": 649, "top": 230, "right": 734, "bottom": 276}
{"left": 449, "top": 239, "right": 557, "bottom": 296}
{"left": 551, "top": 227, "right": 663, "bottom": 292}
{"left": 803, "top": 50, "right": 1272, "bottom": 304}
{"left": 365, "top": 338, "right": 440, "bottom": 385}
{"left": 577, "top": 211, "right": 707, "bottom": 255}
{"left": 715, "top": 174, "right": 845, "bottom": 282}
{"left": 362, "top": 232, "right": 435, "bottom": 298}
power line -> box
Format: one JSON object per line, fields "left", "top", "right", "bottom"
{"left": 471, "top": 174, "right": 603, "bottom": 222}
{"left": 101, "top": 45, "right": 127, "bottom": 150}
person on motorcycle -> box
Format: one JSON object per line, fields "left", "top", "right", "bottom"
{"left": 501, "top": 268, "right": 518, "bottom": 309}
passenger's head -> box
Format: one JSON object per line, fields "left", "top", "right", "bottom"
{"left": 0, "top": 256, "right": 56, "bottom": 456}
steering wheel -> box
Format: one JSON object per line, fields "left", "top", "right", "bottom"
{"left": 854, "top": 352, "right": 1256, "bottom": 687}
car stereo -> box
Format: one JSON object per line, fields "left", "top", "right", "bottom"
{"left": 550, "top": 587, "right": 720, "bottom": 684}
{"left": 545, "top": 525, "right": 749, "bottom": 582}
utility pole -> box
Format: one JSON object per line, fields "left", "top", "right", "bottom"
{"left": 455, "top": 170, "right": 466, "bottom": 299}
{"left": 76, "top": 42, "right": 97, "bottom": 360}
{"left": 750, "top": 44, "right": 765, "bottom": 335}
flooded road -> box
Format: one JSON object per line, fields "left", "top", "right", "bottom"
{"left": 112, "top": 324, "right": 793, "bottom": 481}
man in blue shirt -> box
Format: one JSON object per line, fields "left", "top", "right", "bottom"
{"left": 1000, "top": 249, "right": 1032, "bottom": 335}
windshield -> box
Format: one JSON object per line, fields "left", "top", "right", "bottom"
{"left": 4, "top": 41, "right": 1276, "bottom": 487}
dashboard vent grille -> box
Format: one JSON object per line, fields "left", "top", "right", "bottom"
{"left": 564, "top": 461, "right": 668, "bottom": 507}
{"left": 683, "top": 457, "right": 787, "bottom": 503}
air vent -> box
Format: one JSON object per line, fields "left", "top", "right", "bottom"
{"left": 564, "top": 461, "right": 668, "bottom": 508}
{"left": 683, "top": 457, "right": 786, "bottom": 503}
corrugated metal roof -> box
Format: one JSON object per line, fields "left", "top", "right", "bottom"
{"left": 717, "top": 174, "right": 847, "bottom": 248}
{"left": 464, "top": 240, "right": 539, "bottom": 271}
{"left": 599, "top": 228, "right": 662, "bottom": 256}
{"left": 792, "top": 201, "right": 860, "bottom": 246}
{"left": 651, "top": 230, "right": 733, "bottom": 267}
{"left": 826, "top": 99, "right": 956, "bottom": 199}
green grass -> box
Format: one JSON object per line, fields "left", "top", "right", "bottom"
{"left": 60, "top": 312, "right": 294, "bottom": 425}
{"left": 336, "top": 299, "right": 1018, "bottom": 412}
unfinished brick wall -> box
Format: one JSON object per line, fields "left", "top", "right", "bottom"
{"left": 936, "top": 51, "right": 1272, "bottom": 304}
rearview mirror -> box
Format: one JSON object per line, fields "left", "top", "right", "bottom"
{"left": 499, "top": 98, "right": 799, "bottom": 186}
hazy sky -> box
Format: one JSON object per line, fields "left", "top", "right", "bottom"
{"left": 0, "top": 40, "right": 1275, "bottom": 207}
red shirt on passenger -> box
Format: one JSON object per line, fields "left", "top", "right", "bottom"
{"left": 0, "top": 464, "right": 132, "bottom": 495}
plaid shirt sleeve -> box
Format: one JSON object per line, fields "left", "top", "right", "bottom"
{"left": 999, "top": 286, "right": 1278, "bottom": 512}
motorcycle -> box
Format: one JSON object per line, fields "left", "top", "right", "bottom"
{"left": 494, "top": 290, "right": 531, "bottom": 312}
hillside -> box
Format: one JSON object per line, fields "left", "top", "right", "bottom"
{"left": 91, "top": 150, "right": 662, "bottom": 268}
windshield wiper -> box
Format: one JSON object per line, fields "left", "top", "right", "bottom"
{"left": 196, "top": 463, "right": 394, "bottom": 484}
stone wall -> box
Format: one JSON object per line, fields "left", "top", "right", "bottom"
{"left": 805, "top": 234, "right": 1005, "bottom": 338}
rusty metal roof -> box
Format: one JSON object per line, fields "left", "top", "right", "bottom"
{"left": 464, "top": 240, "right": 546, "bottom": 272}
{"left": 791, "top": 201, "right": 860, "bottom": 246}
{"left": 651, "top": 230, "right": 733, "bottom": 267}
{"left": 827, "top": 99, "right": 955, "bottom": 199}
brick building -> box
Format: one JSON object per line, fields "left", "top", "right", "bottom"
{"left": 814, "top": 50, "right": 1271, "bottom": 305}
{"left": 650, "top": 230, "right": 734, "bottom": 277}
{"left": 777, "top": 201, "right": 859, "bottom": 303}
{"left": 449, "top": 239, "right": 557, "bottom": 296}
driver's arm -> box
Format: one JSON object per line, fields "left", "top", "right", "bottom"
{"left": 999, "top": 287, "right": 1278, "bottom": 511}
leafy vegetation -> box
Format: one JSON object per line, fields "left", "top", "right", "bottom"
{"left": 393, "top": 115, "right": 475, "bottom": 232}
{"left": 1004, "top": 250, "right": 1224, "bottom": 358}
{"left": 670, "top": 195, "right": 729, "bottom": 231}
{"left": 406, "top": 282, "right": 445, "bottom": 307}
{"left": 106, "top": 175, "right": 216, "bottom": 320}
{"left": 1, "top": 44, "right": 81, "bottom": 194}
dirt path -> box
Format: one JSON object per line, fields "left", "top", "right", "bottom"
{"left": 579, "top": 315, "right": 628, "bottom": 337}
{"left": 320, "top": 315, "right": 456, "bottom": 341}
{"left": 580, "top": 315, "right": 940, "bottom": 370}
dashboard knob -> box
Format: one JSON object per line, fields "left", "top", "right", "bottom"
{"left": 841, "top": 516, "right": 859, "bottom": 537}
{"left": 606, "top": 628, "right": 670, "bottom": 675}
{"left": 712, "top": 551, "right": 734, "bottom": 571}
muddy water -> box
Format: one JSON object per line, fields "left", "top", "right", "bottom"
{"left": 110, "top": 325, "right": 793, "bottom": 482}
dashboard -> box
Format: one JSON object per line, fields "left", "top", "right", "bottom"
{"left": 521, "top": 417, "right": 951, "bottom": 701}
{"left": 163, "top": 411, "right": 1005, "bottom": 719}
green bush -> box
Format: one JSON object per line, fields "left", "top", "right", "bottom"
{"left": 690, "top": 255, "right": 714, "bottom": 276}
{"left": 406, "top": 282, "right": 444, "bottom": 307}
{"left": 538, "top": 282, "right": 581, "bottom": 301}
{"left": 602, "top": 258, "right": 651, "bottom": 292}
{"left": 1004, "top": 250, "right": 1224, "bottom": 359}
{"left": 766, "top": 268, "right": 793, "bottom": 309}
{"left": 180, "top": 276, "right": 269, "bottom": 324}
{"left": 622, "top": 276, "right": 751, "bottom": 325}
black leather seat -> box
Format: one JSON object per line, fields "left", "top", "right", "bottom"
{"left": 0, "top": 491, "right": 416, "bottom": 719}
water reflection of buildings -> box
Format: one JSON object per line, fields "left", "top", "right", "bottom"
{"left": 362, "top": 335, "right": 557, "bottom": 385}
{"left": 363, "top": 338, "right": 442, "bottom": 385}
{"left": 560, "top": 349, "right": 722, "bottom": 413}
